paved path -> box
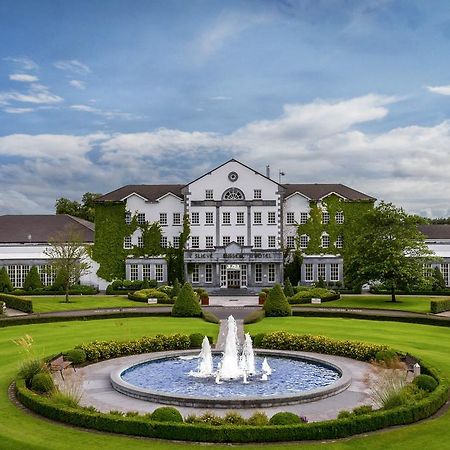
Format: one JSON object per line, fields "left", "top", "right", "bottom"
{"left": 4, "top": 307, "right": 28, "bottom": 317}
{"left": 209, "top": 295, "right": 259, "bottom": 307}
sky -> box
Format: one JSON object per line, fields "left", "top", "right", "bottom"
{"left": 2, "top": 0, "right": 450, "bottom": 216}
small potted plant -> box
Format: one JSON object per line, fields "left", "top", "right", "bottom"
{"left": 258, "top": 291, "right": 267, "bottom": 305}
{"left": 200, "top": 292, "right": 209, "bottom": 306}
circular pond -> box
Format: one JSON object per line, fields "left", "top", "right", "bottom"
{"left": 111, "top": 350, "right": 351, "bottom": 408}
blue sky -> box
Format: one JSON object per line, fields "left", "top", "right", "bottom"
{"left": 2, "top": 0, "right": 450, "bottom": 215}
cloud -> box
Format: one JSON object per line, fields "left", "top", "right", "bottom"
{"left": 3, "top": 57, "right": 38, "bottom": 71}
{"left": 70, "top": 104, "right": 137, "bottom": 120}
{"left": 0, "top": 83, "right": 63, "bottom": 105}
{"left": 9, "top": 73, "right": 39, "bottom": 83}
{"left": 54, "top": 59, "right": 91, "bottom": 74}
{"left": 2, "top": 107, "right": 34, "bottom": 114}
{"left": 69, "top": 79, "right": 86, "bottom": 90}
{"left": 426, "top": 85, "right": 450, "bottom": 95}
{"left": 209, "top": 96, "right": 232, "bottom": 101}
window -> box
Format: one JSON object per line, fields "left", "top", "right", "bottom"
{"left": 305, "top": 263, "right": 313, "bottom": 282}
{"left": 192, "top": 264, "right": 199, "bottom": 283}
{"left": 155, "top": 264, "right": 164, "bottom": 283}
{"left": 160, "top": 236, "right": 168, "bottom": 248}
{"left": 220, "top": 264, "right": 227, "bottom": 287}
{"left": 253, "top": 212, "right": 262, "bottom": 225}
{"left": 268, "top": 236, "right": 276, "bottom": 248}
{"left": 137, "top": 213, "right": 146, "bottom": 225}
{"left": 130, "top": 264, "right": 138, "bottom": 281}
{"left": 321, "top": 234, "right": 330, "bottom": 248}
{"left": 125, "top": 211, "right": 131, "bottom": 224}
{"left": 336, "top": 211, "right": 344, "bottom": 224}
{"left": 223, "top": 187, "right": 245, "bottom": 200}
{"left": 222, "top": 212, "right": 231, "bottom": 225}
{"left": 222, "top": 236, "right": 231, "bottom": 246}
{"left": 254, "top": 236, "right": 262, "bottom": 248}
{"left": 205, "top": 212, "right": 214, "bottom": 225}
{"left": 268, "top": 211, "right": 276, "bottom": 224}
{"left": 300, "top": 234, "right": 309, "bottom": 249}
{"left": 423, "top": 263, "right": 433, "bottom": 278}
{"left": 237, "top": 236, "right": 245, "bottom": 246}
{"left": 142, "top": 264, "right": 151, "bottom": 280}
{"left": 241, "top": 264, "right": 247, "bottom": 287}
{"left": 268, "top": 264, "right": 275, "bottom": 283}
{"left": 206, "top": 236, "right": 214, "bottom": 248}
{"left": 255, "top": 263, "right": 262, "bottom": 283}
{"left": 173, "top": 236, "right": 180, "bottom": 248}
{"left": 37, "top": 265, "right": 56, "bottom": 286}
{"left": 191, "top": 236, "right": 200, "bottom": 248}
{"left": 159, "top": 212, "right": 167, "bottom": 226}
{"left": 330, "top": 263, "right": 339, "bottom": 282}
{"left": 286, "top": 236, "right": 295, "bottom": 249}
{"left": 173, "top": 213, "right": 181, "bottom": 225}
{"left": 191, "top": 212, "right": 200, "bottom": 225}
{"left": 300, "top": 212, "right": 308, "bottom": 224}
{"left": 205, "top": 264, "right": 213, "bottom": 283}
{"left": 336, "top": 235, "right": 343, "bottom": 249}
{"left": 137, "top": 236, "right": 144, "bottom": 248}
{"left": 317, "top": 263, "right": 326, "bottom": 281}
{"left": 254, "top": 189, "right": 262, "bottom": 199}
{"left": 205, "top": 189, "right": 213, "bottom": 200}
{"left": 124, "top": 236, "right": 132, "bottom": 249}
{"left": 440, "top": 264, "right": 449, "bottom": 286}
{"left": 286, "top": 212, "right": 295, "bottom": 225}
{"left": 322, "top": 211, "right": 330, "bottom": 224}
{"left": 236, "top": 211, "right": 245, "bottom": 225}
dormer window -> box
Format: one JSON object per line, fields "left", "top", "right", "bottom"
{"left": 222, "top": 187, "right": 245, "bottom": 200}
{"left": 205, "top": 189, "right": 213, "bottom": 200}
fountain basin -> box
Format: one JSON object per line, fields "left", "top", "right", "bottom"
{"left": 110, "top": 349, "right": 351, "bottom": 408}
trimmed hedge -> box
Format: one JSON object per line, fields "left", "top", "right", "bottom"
{"left": 128, "top": 289, "right": 171, "bottom": 304}
{"left": 172, "top": 283, "right": 202, "bottom": 317}
{"left": 431, "top": 298, "right": 450, "bottom": 314}
{"left": 288, "top": 288, "right": 340, "bottom": 304}
{"left": 263, "top": 284, "right": 291, "bottom": 317}
{"left": 11, "top": 285, "right": 97, "bottom": 296}
{"left": 0, "top": 300, "right": 4, "bottom": 315}
{"left": 371, "top": 287, "right": 450, "bottom": 296}
{"left": 0, "top": 293, "right": 33, "bottom": 313}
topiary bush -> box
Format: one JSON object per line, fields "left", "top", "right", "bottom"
{"left": 263, "top": 284, "right": 291, "bottom": 317}
{"left": 128, "top": 288, "right": 170, "bottom": 303}
{"left": 283, "top": 278, "right": 295, "bottom": 297}
{"left": 246, "top": 412, "right": 269, "bottom": 426}
{"left": 269, "top": 412, "right": 302, "bottom": 425}
{"left": 171, "top": 283, "right": 202, "bottom": 317}
{"left": 430, "top": 298, "right": 450, "bottom": 314}
{"left": 64, "top": 348, "right": 87, "bottom": 365}
{"left": 288, "top": 288, "right": 340, "bottom": 304}
{"left": 0, "top": 267, "right": 13, "bottom": 292}
{"left": 23, "top": 266, "right": 43, "bottom": 291}
{"left": 151, "top": 407, "right": 183, "bottom": 423}
{"left": 171, "top": 278, "right": 181, "bottom": 298}
{"left": 31, "top": 372, "right": 54, "bottom": 394}
{"left": 189, "top": 333, "right": 205, "bottom": 348}
{"left": 414, "top": 374, "right": 438, "bottom": 392}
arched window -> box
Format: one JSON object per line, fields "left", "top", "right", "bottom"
{"left": 222, "top": 187, "right": 245, "bottom": 200}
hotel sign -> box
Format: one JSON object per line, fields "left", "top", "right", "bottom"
{"left": 189, "top": 251, "right": 278, "bottom": 261}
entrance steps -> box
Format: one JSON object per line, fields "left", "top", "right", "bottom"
{"left": 208, "top": 288, "right": 258, "bottom": 296}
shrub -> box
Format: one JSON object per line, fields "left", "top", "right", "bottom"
{"left": 352, "top": 405, "right": 373, "bottom": 415}
{"left": 252, "top": 333, "right": 267, "bottom": 347}
{"left": 128, "top": 289, "right": 170, "bottom": 303}
{"left": 0, "top": 267, "right": 13, "bottom": 292}
{"left": 23, "top": 266, "right": 43, "bottom": 291}
{"left": 0, "top": 300, "right": 4, "bottom": 315}
{"left": 189, "top": 333, "right": 205, "bottom": 348}
{"left": 288, "top": 288, "right": 340, "bottom": 304}
{"left": 151, "top": 407, "right": 183, "bottom": 423}
{"left": 283, "top": 278, "right": 295, "bottom": 297}
{"left": 64, "top": 349, "right": 87, "bottom": 365}
{"left": 202, "top": 310, "right": 220, "bottom": 324}
{"left": 337, "top": 410, "right": 351, "bottom": 419}
{"left": 171, "top": 283, "right": 202, "bottom": 317}
{"left": 375, "top": 349, "right": 399, "bottom": 365}
{"left": 246, "top": 412, "right": 269, "bottom": 426}
{"left": 18, "top": 359, "right": 47, "bottom": 387}
{"left": 158, "top": 285, "right": 173, "bottom": 297}
{"left": 243, "top": 309, "right": 265, "bottom": 324}
{"left": 430, "top": 298, "right": 450, "bottom": 314}
{"left": 315, "top": 276, "right": 326, "bottom": 289}
{"left": 263, "top": 284, "right": 291, "bottom": 317}
{"left": 185, "top": 412, "right": 223, "bottom": 426}
{"left": 223, "top": 411, "right": 245, "bottom": 425}
{"left": 269, "top": 412, "right": 302, "bottom": 425}
{"left": 0, "top": 293, "right": 33, "bottom": 313}
{"left": 432, "top": 267, "right": 446, "bottom": 291}
{"left": 31, "top": 372, "right": 54, "bottom": 394}
{"left": 125, "top": 411, "right": 140, "bottom": 417}
{"left": 414, "top": 374, "right": 438, "bottom": 392}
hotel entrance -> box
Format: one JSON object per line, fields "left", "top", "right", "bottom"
{"left": 221, "top": 263, "right": 247, "bottom": 289}
{"left": 227, "top": 269, "right": 240, "bottom": 288}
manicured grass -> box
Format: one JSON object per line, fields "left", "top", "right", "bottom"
{"left": 0, "top": 316, "right": 449, "bottom": 449}
{"left": 30, "top": 295, "right": 159, "bottom": 313}
{"left": 295, "top": 294, "right": 442, "bottom": 313}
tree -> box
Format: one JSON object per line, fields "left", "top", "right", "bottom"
{"left": 0, "top": 267, "right": 13, "bottom": 292}
{"left": 432, "top": 267, "right": 446, "bottom": 291}
{"left": 23, "top": 266, "right": 42, "bottom": 291}
{"left": 55, "top": 192, "right": 102, "bottom": 222}
{"left": 171, "top": 282, "right": 202, "bottom": 317}
{"left": 283, "top": 278, "right": 295, "bottom": 297}
{"left": 346, "top": 202, "right": 434, "bottom": 302}
{"left": 44, "top": 226, "right": 91, "bottom": 303}
{"left": 263, "top": 284, "right": 292, "bottom": 317}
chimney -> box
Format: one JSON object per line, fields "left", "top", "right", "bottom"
{"left": 266, "top": 165, "right": 270, "bottom": 179}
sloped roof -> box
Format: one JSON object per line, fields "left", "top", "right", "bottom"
{"left": 283, "top": 184, "right": 375, "bottom": 201}
{"left": 0, "top": 215, "right": 94, "bottom": 244}
{"left": 96, "top": 184, "right": 184, "bottom": 202}
{"left": 418, "top": 224, "right": 450, "bottom": 240}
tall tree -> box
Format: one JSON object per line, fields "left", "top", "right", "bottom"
{"left": 44, "top": 226, "right": 91, "bottom": 303}
{"left": 55, "top": 192, "right": 102, "bottom": 222}
{"left": 346, "top": 202, "right": 434, "bottom": 302}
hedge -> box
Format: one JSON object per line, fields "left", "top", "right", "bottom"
{"left": 127, "top": 289, "right": 171, "bottom": 304}
{"left": 0, "top": 293, "right": 33, "bottom": 313}
{"left": 0, "top": 300, "right": 4, "bottom": 315}
{"left": 11, "top": 285, "right": 97, "bottom": 296}
{"left": 15, "top": 359, "right": 449, "bottom": 442}
{"left": 288, "top": 288, "right": 340, "bottom": 304}
{"left": 371, "top": 288, "right": 450, "bottom": 296}
{"left": 430, "top": 298, "right": 450, "bottom": 314}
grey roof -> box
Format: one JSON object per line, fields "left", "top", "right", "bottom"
{"left": 96, "top": 184, "right": 184, "bottom": 202}
{"left": 284, "top": 184, "right": 376, "bottom": 201}
{"left": 418, "top": 225, "right": 450, "bottom": 240}
{"left": 0, "top": 215, "right": 94, "bottom": 244}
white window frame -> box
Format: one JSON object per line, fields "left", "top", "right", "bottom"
{"left": 155, "top": 264, "right": 164, "bottom": 283}
{"left": 137, "top": 213, "right": 146, "bottom": 225}
{"left": 322, "top": 211, "right": 330, "bottom": 224}
{"left": 336, "top": 235, "right": 343, "bottom": 249}
{"left": 137, "top": 236, "right": 144, "bottom": 248}
{"left": 130, "top": 264, "right": 139, "bottom": 281}
{"left": 254, "top": 189, "right": 262, "bottom": 199}
{"left": 205, "top": 264, "right": 213, "bottom": 283}
{"left": 124, "top": 236, "right": 132, "bottom": 249}
{"left": 125, "top": 211, "right": 132, "bottom": 224}
{"left": 254, "top": 236, "right": 262, "bottom": 248}
{"left": 142, "top": 264, "right": 151, "bottom": 280}
{"left": 237, "top": 236, "right": 245, "bottom": 246}
{"left": 336, "top": 211, "right": 344, "bottom": 224}
{"left": 317, "top": 263, "right": 326, "bottom": 281}
{"left": 205, "top": 211, "right": 214, "bottom": 225}
{"left": 299, "top": 212, "right": 308, "bottom": 224}
{"left": 173, "top": 212, "right": 181, "bottom": 225}
{"left": 321, "top": 234, "right": 330, "bottom": 248}
{"left": 192, "top": 264, "right": 199, "bottom": 284}
{"left": 173, "top": 236, "right": 180, "bottom": 249}
{"left": 305, "top": 263, "right": 313, "bottom": 282}
{"left": 206, "top": 236, "right": 214, "bottom": 248}
{"left": 255, "top": 263, "right": 262, "bottom": 283}
{"left": 222, "top": 212, "right": 231, "bottom": 225}
{"left": 286, "top": 236, "right": 295, "bottom": 249}
{"left": 191, "top": 236, "right": 200, "bottom": 248}
{"left": 160, "top": 236, "right": 168, "bottom": 248}
{"left": 268, "top": 236, "right": 276, "bottom": 248}
{"left": 191, "top": 212, "right": 200, "bottom": 225}
{"left": 268, "top": 211, "right": 276, "bottom": 225}
{"left": 330, "top": 263, "right": 339, "bottom": 282}
{"left": 159, "top": 212, "right": 167, "bottom": 226}
{"left": 236, "top": 211, "right": 245, "bottom": 225}
{"left": 222, "top": 236, "right": 231, "bottom": 246}
{"left": 300, "top": 234, "right": 309, "bottom": 249}
{"left": 205, "top": 189, "right": 213, "bottom": 200}
{"left": 286, "top": 212, "right": 295, "bottom": 225}
{"left": 253, "top": 211, "right": 262, "bottom": 225}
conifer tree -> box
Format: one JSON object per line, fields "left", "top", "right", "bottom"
{"left": 264, "top": 283, "right": 292, "bottom": 317}
{"left": 23, "top": 266, "right": 43, "bottom": 291}
{"left": 171, "top": 282, "right": 202, "bottom": 317}
{"left": 0, "top": 267, "right": 13, "bottom": 292}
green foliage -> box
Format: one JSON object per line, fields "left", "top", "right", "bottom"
{"left": 283, "top": 250, "right": 302, "bottom": 286}
{"left": 23, "top": 266, "right": 43, "bottom": 291}
{"left": 346, "top": 202, "right": 435, "bottom": 301}
{"left": 201, "top": 309, "right": 220, "bottom": 324}
{"left": 288, "top": 287, "right": 339, "bottom": 304}
{"left": 189, "top": 333, "right": 213, "bottom": 348}
{"left": 0, "top": 267, "right": 13, "bottom": 292}
{"left": 50, "top": 390, "right": 81, "bottom": 409}
{"left": 171, "top": 282, "right": 202, "bottom": 317}
{"left": 127, "top": 288, "right": 171, "bottom": 303}
{"left": 263, "top": 284, "right": 291, "bottom": 317}
{"left": 243, "top": 309, "right": 265, "bottom": 324}
{"left": 252, "top": 333, "right": 267, "bottom": 347}
{"left": 432, "top": 267, "right": 446, "bottom": 291}
{"left": 64, "top": 349, "right": 86, "bottom": 365}
{"left": 18, "top": 359, "right": 47, "bottom": 388}
{"left": 31, "top": 372, "right": 54, "bottom": 394}
{"left": 430, "top": 298, "right": 450, "bottom": 314}
{"left": 246, "top": 412, "right": 269, "bottom": 426}
{"left": 283, "top": 278, "right": 295, "bottom": 297}
{"left": 338, "top": 405, "right": 373, "bottom": 419}
{"left": 171, "top": 278, "right": 181, "bottom": 298}
{"left": 151, "top": 407, "right": 183, "bottom": 423}
{"left": 375, "top": 349, "right": 399, "bottom": 364}
{"left": 315, "top": 276, "right": 326, "bottom": 288}
{"left": 223, "top": 411, "right": 246, "bottom": 425}
{"left": 55, "top": 192, "right": 101, "bottom": 222}
{"left": 414, "top": 374, "right": 438, "bottom": 392}
{"left": 269, "top": 412, "right": 302, "bottom": 425}
{"left": 0, "top": 293, "right": 33, "bottom": 312}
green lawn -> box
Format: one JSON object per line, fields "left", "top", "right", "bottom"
{"left": 0, "top": 315, "right": 449, "bottom": 449}
{"left": 294, "top": 294, "right": 443, "bottom": 313}
{"left": 30, "top": 295, "right": 159, "bottom": 313}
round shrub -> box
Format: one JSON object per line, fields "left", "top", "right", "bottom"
{"left": 31, "top": 372, "right": 54, "bottom": 394}
{"left": 414, "top": 374, "right": 438, "bottom": 392}
{"left": 171, "top": 283, "right": 202, "bottom": 317}
{"left": 65, "top": 349, "right": 86, "bottom": 365}
{"left": 151, "top": 406, "right": 183, "bottom": 423}
{"left": 223, "top": 411, "right": 245, "bottom": 425}
{"left": 263, "top": 284, "right": 291, "bottom": 317}
{"left": 269, "top": 412, "right": 301, "bottom": 425}
{"left": 252, "top": 333, "right": 267, "bottom": 348}
{"left": 375, "top": 349, "right": 398, "bottom": 364}
{"left": 189, "top": 333, "right": 210, "bottom": 348}
{"left": 246, "top": 411, "right": 269, "bottom": 426}
{"left": 288, "top": 287, "right": 339, "bottom": 304}
{"left": 337, "top": 410, "right": 351, "bottom": 419}
{"left": 128, "top": 289, "right": 170, "bottom": 303}
{"left": 18, "top": 359, "right": 47, "bottom": 387}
